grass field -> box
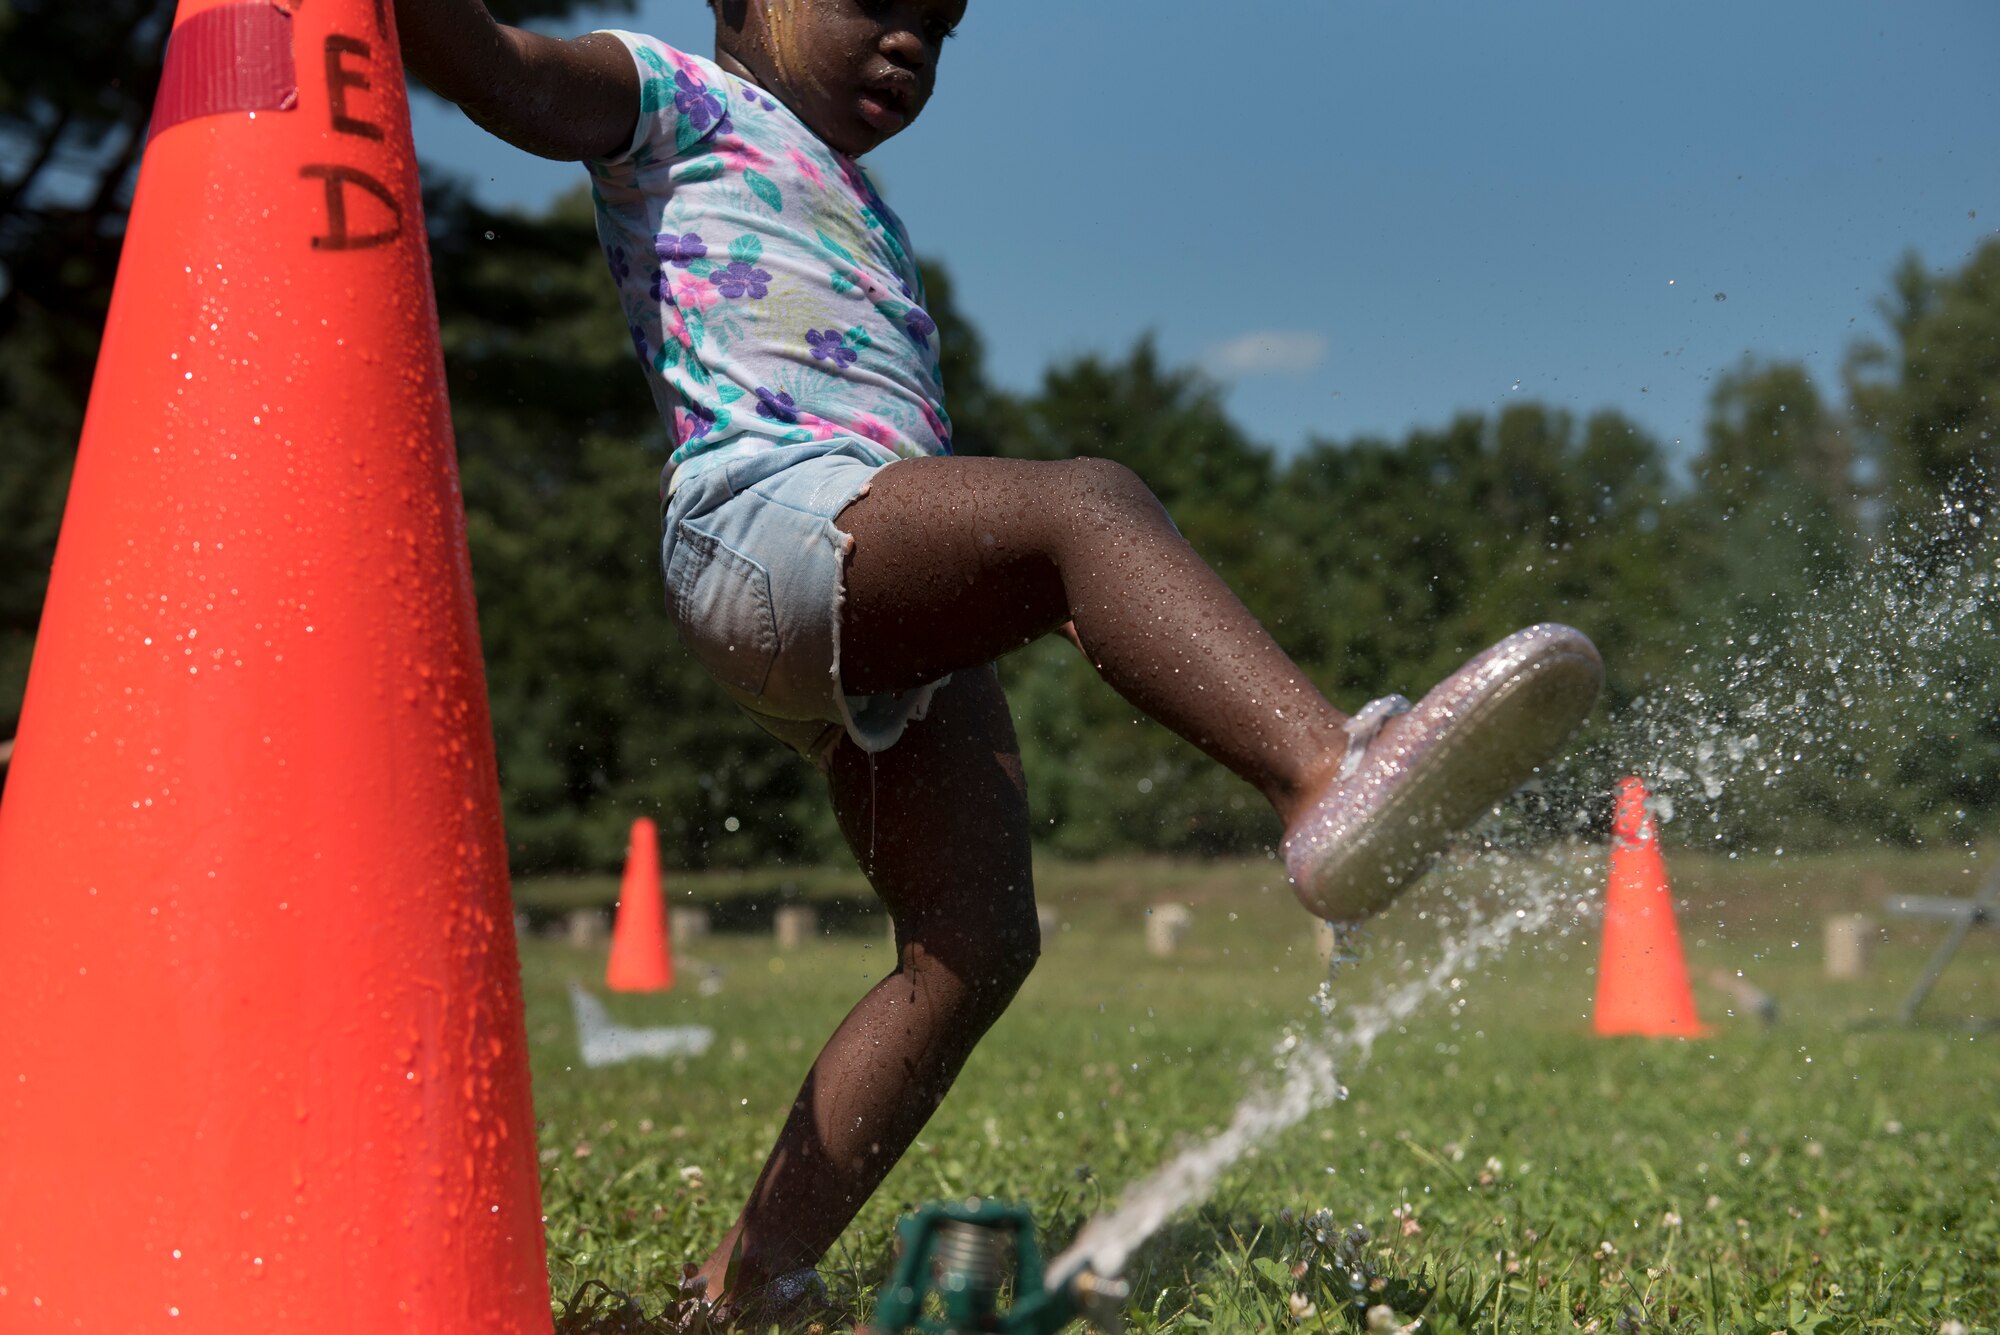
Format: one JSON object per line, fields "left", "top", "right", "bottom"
{"left": 517, "top": 848, "right": 1999, "bottom": 1334}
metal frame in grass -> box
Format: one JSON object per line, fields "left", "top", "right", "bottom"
{"left": 1884, "top": 860, "right": 2000, "bottom": 1027}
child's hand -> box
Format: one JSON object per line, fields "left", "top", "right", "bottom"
{"left": 393, "top": 0, "right": 637, "bottom": 161}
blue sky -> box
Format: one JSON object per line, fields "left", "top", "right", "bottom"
{"left": 408, "top": 1, "right": 2000, "bottom": 461}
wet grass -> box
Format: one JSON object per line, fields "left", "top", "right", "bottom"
{"left": 518, "top": 848, "right": 1999, "bottom": 1333}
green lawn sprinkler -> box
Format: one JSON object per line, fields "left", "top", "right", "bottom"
{"left": 865, "top": 1198, "right": 1129, "bottom": 1335}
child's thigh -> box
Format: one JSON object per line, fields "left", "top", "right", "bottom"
{"left": 823, "top": 667, "right": 1038, "bottom": 962}
{"left": 836, "top": 456, "right": 1084, "bottom": 693}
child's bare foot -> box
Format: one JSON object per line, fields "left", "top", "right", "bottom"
{"left": 1282, "top": 624, "right": 1603, "bottom": 923}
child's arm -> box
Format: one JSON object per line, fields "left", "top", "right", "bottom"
{"left": 394, "top": 0, "right": 638, "bottom": 162}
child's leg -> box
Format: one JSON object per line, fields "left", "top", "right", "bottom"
{"left": 696, "top": 667, "right": 1040, "bottom": 1304}
{"left": 835, "top": 455, "right": 1352, "bottom": 824}
{"left": 836, "top": 455, "right": 1603, "bottom": 923}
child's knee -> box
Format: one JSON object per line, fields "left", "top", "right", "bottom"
{"left": 970, "top": 922, "right": 1039, "bottom": 1019}
{"left": 1062, "top": 455, "right": 1146, "bottom": 500}
{"left": 901, "top": 895, "right": 1040, "bottom": 1011}
{"left": 988, "top": 904, "right": 1042, "bottom": 990}
{"left": 1057, "top": 456, "right": 1169, "bottom": 526}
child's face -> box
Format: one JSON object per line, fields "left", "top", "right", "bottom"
{"left": 715, "top": 0, "right": 966, "bottom": 155}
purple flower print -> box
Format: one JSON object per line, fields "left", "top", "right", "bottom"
{"left": 714, "top": 260, "right": 772, "bottom": 300}
{"left": 806, "top": 328, "right": 858, "bottom": 369}
{"left": 649, "top": 267, "right": 671, "bottom": 302}
{"left": 903, "top": 305, "right": 937, "bottom": 345}
{"left": 755, "top": 387, "right": 799, "bottom": 423}
{"left": 655, "top": 232, "right": 707, "bottom": 269}
{"left": 608, "top": 246, "right": 630, "bottom": 285}
{"left": 674, "top": 69, "right": 725, "bottom": 132}
{"left": 679, "top": 400, "right": 717, "bottom": 441}
{"left": 629, "top": 324, "right": 650, "bottom": 363}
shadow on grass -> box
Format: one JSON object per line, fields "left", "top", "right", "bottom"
{"left": 552, "top": 1280, "right": 685, "bottom": 1335}
{"left": 552, "top": 1275, "right": 856, "bottom": 1335}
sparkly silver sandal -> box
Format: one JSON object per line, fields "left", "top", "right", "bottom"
{"left": 1283, "top": 623, "right": 1603, "bottom": 923}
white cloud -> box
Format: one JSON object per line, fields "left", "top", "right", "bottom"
{"left": 1202, "top": 329, "right": 1329, "bottom": 378}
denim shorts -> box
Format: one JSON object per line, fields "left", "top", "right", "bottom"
{"left": 661, "top": 439, "right": 950, "bottom": 766}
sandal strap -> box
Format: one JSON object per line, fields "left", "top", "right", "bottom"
{"left": 1338, "top": 694, "right": 1412, "bottom": 779}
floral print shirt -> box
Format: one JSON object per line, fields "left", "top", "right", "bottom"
{"left": 585, "top": 32, "right": 951, "bottom": 492}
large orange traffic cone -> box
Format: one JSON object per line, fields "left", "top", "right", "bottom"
{"left": 0, "top": 2, "right": 550, "bottom": 1329}
{"left": 606, "top": 817, "right": 674, "bottom": 992}
{"left": 1593, "top": 777, "right": 1709, "bottom": 1037}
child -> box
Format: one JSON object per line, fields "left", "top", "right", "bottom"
{"left": 395, "top": 0, "right": 1603, "bottom": 1319}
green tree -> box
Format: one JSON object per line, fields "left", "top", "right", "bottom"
{"left": 1002, "top": 338, "right": 1275, "bottom": 584}
{"left": 0, "top": 0, "right": 630, "bottom": 402}
{"left": 920, "top": 260, "right": 1026, "bottom": 460}
{"left": 993, "top": 343, "right": 1285, "bottom": 857}
{"left": 1695, "top": 358, "right": 1854, "bottom": 516}
{"left": 1679, "top": 359, "right": 1857, "bottom": 624}
{"left": 426, "top": 181, "right": 840, "bottom": 873}
{"left": 0, "top": 315, "right": 73, "bottom": 723}
{"left": 1271, "top": 405, "right": 1681, "bottom": 700}
{"left": 1848, "top": 239, "right": 2000, "bottom": 551}
{"left": 0, "top": 0, "right": 634, "bottom": 761}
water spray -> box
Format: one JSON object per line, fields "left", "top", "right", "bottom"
{"left": 864, "top": 1198, "right": 1130, "bottom": 1335}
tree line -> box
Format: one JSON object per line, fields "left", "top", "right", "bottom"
{"left": 318, "top": 189, "right": 2000, "bottom": 871}
{"left": 4, "top": 2, "right": 1996, "bottom": 871}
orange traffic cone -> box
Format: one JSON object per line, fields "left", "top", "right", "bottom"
{"left": 607, "top": 817, "right": 675, "bottom": 992}
{"left": 1593, "top": 777, "right": 1709, "bottom": 1037}
{"left": 0, "top": 3, "right": 550, "bottom": 1329}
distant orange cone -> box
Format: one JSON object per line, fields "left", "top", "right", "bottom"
{"left": 0, "top": 1, "right": 549, "bottom": 1328}
{"left": 607, "top": 817, "right": 674, "bottom": 992}
{"left": 1594, "top": 777, "right": 1709, "bottom": 1037}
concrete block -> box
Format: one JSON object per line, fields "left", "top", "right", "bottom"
{"left": 670, "top": 906, "right": 712, "bottom": 943}
{"left": 775, "top": 904, "right": 819, "bottom": 951}
{"left": 1824, "top": 913, "right": 1875, "bottom": 979}
{"left": 1147, "top": 903, "right": 1193, "bottom": 957}
{"left": 566, "top": 907, "right": 611, "bottom": 948}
